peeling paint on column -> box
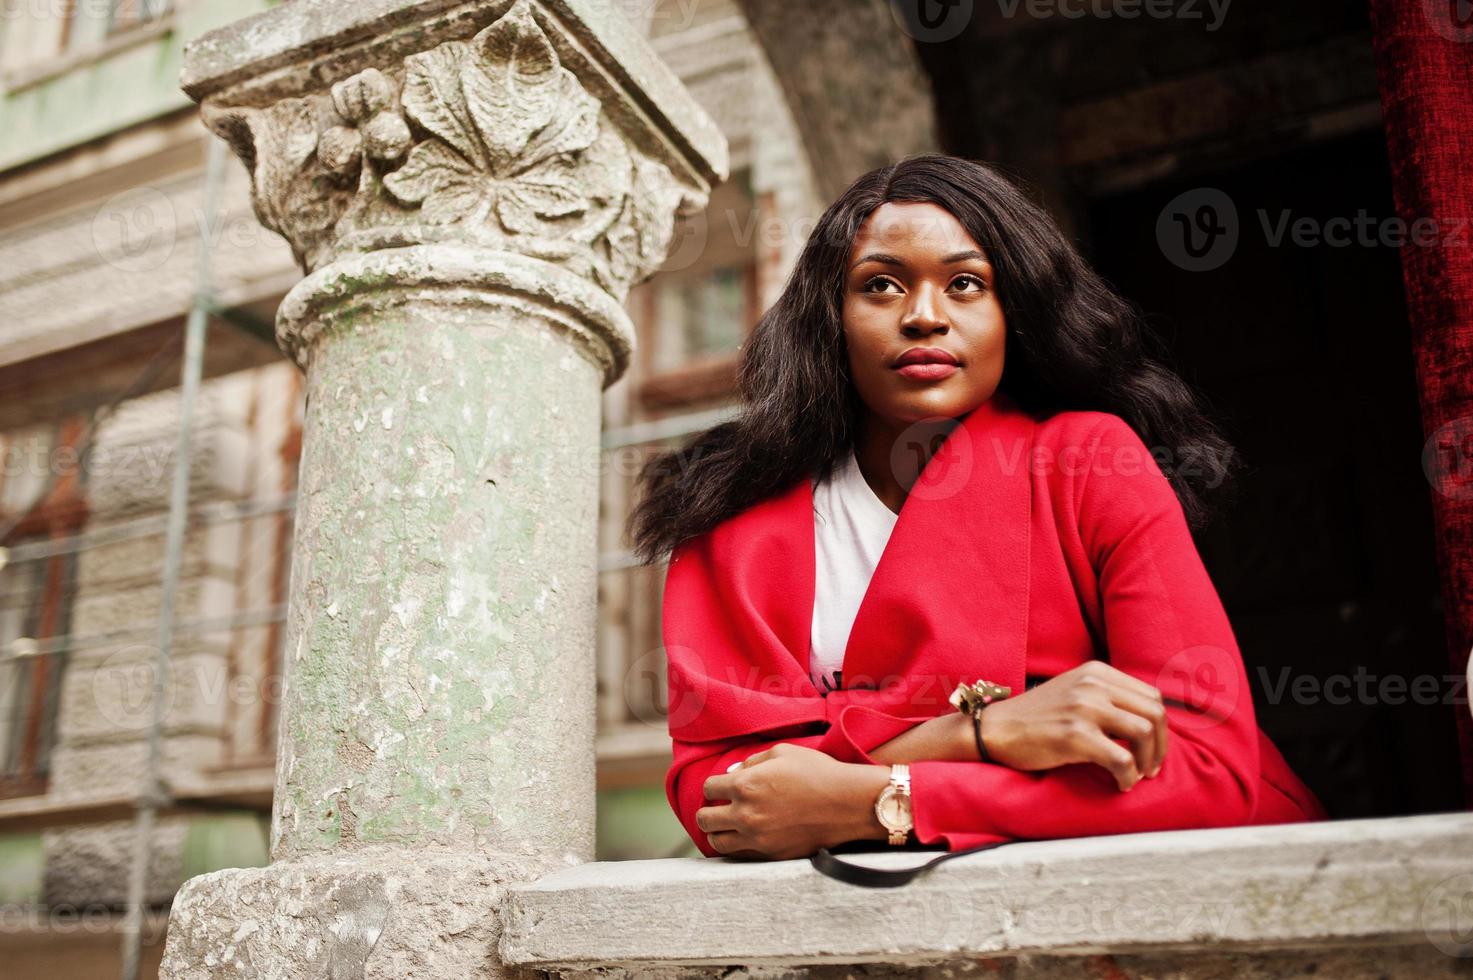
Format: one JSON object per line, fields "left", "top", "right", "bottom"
{"left": 271, "top": 272, "right": 608, "bottom": 864}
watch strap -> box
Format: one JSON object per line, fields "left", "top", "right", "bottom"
{"left": 882, "top": 763, "right": 912, "bottom": 845}
{"left": 811, "top": 838, "right": 1018, "bottom": 888}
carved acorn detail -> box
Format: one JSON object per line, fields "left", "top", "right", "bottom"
{"left": 316, "top": 125, "right": 363, "bottom": 177}
{"left": 322, "top": 66, "right": 413, "bottom": 174}
{"left": 331, "top": 66, "right": 393, "bottom": 120}
{"left": 361, "top": 112, "right": 412, "bottom": 163}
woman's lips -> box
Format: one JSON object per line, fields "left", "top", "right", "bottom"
{"left": 895, "top": 362, "right": 959, "bottom": 381}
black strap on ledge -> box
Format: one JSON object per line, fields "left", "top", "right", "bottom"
{"left": 807, "top": 676, "right": 1050, "bottom": 886}
{"left": 810, "top": 838, "right": 1018, "bottom": 888}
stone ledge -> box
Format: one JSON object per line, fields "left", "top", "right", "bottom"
{"left": 499, "top": 812, "right": 1473, "bottom": 971}
{"left": 159, "top": 843, "right": 572, "bottom": 979}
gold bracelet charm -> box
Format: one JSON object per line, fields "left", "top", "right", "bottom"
{"left": 949, "top": 678, "right": 1013, "bottom": 716}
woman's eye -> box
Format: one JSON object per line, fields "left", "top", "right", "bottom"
{"left": 860, "top": 274, "right": 986, "bottom": 293}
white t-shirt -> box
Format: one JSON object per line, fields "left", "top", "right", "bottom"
{"left": 809, "top": 448, "right": 899, "bottom": 693}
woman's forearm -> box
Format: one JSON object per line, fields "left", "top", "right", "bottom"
{"left": 824, "top": 722, "right": 977, "bottom": 852}
{"left": 867, "top": 712, "right": 981, "bottom": 765}
{"left": 825, "top": 763, "right": 894, "bottom": 846}
{"left": 770, "top": 718, "right": 979, "bottom": 854}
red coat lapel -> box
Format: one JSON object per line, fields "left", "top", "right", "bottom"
{"left": 662, "top": 392, "right": 1038, "bottom": 742}
{"left": 838, "top": 391, "right": 1036, "bottom": 705}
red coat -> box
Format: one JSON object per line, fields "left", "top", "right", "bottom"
{"left": 662, "top": 391, "right": 1328, "bottom": 857}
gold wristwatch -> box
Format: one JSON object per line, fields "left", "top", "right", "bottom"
{"left": 874, "top": 763, "right": 913, "bottom": 845}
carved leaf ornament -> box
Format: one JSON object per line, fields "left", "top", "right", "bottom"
{"left": 203, "top": 0, "right": 690, "bottom": 300}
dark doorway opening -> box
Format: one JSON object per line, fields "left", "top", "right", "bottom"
{"left": 1083, "top": 128, "right": 1465, "bottom": 819}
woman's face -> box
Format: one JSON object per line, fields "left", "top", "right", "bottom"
{"left": 842, "top": 201, "right": 1006, "bottom": 430}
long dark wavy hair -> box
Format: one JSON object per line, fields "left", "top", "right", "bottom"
{"left": 626, "top": 153, "right": 1242, "bottom": 565}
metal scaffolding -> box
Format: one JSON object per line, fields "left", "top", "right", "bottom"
{"left": 117, "top": 130, "right": 226, "bottom": 980}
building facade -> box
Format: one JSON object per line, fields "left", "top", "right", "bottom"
{"left": 1, "top": 0, "right": 1470, "bottom": 977}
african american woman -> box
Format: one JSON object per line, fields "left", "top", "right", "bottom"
{"left": 627, "top": 154, "right": 1327, "bottom": 862}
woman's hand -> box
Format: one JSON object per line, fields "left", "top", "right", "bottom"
{"left": 979, "top": 660, "right": 1169, "bottom": 791}
{"left": 696, "top": 743, "right": 891, "bottom": 860}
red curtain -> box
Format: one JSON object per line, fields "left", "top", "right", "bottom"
{"left": 1368, "top": 0, "right": 1473, "bottom": 806}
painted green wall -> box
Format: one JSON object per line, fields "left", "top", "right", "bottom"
{"left": 0, "top": 796, "right": 687, "bottom": 903}
{"left": 596, "top": 785, "right": 698, "bottom": 861}
{"left": 0, "top": 0, "right": 280, "bottom": 172}
{"left": 0, "top": 831, "right": 43, "bottom": 904}
{"left": 0, "top": 814, "right": 269, "bottom": 909}
{"left": 181, "top": 812, "right": 270, "bottom": 878}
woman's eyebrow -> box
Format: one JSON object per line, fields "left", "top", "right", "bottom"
{"left": 849, "top": 249, "right": 989, "bottom": 270}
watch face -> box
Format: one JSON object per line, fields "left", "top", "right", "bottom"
{"left": 877, "top": 788, "right": 913, "bottom": 827}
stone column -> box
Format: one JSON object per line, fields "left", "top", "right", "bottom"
{"left": 160, "top": 1, "right": 725, "bottom": 975}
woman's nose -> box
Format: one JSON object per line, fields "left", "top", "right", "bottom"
{"left": 901, "top": 285, "right": 950, "bottom": 336}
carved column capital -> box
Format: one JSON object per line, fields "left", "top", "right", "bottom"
{"left": 190, "top": 0, "right": 725, "bottom": 331}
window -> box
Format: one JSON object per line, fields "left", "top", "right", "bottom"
{"left": 100, "top": 0, "right": 173, "bottom": 40}
{"left": 648, "top": 265, "right": 750, "bottom": 375}
{"left": 630, "top": 167, "right": 761, "bottom": 410}
{"left": 0, "top": 540, "right": 75, "bottom": 795}
{"left": 0, "top": 0, "right": 175, "bottom": 78}
{"left": 62, "top": 0, "right": 175, "bottom": 53}
{"left": 0, "top": 417, "right": 87, "bottom": 798}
